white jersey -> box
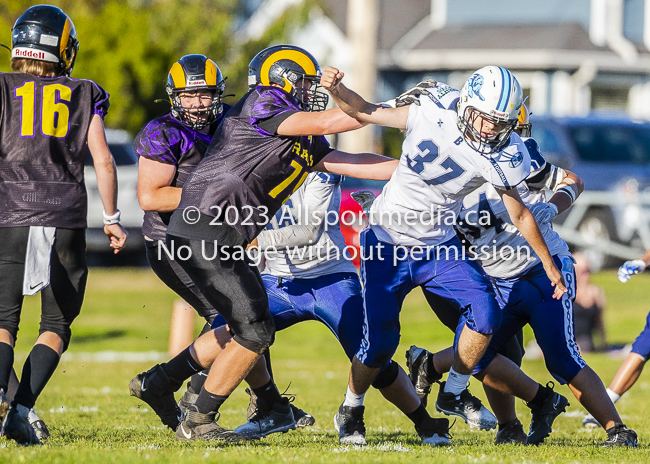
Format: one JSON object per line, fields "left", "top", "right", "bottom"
{"left": 257, "top": 172, "right": 356, "bottom": 279}
{"left": 369, "top": 85, "right": 531, "bottom": 247}
{"left": 456, "top": 138, "right": 570, "bottom": 279}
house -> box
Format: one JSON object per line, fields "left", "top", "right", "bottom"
{"left": 241, "top": 0, "right": 650, "bottom": 120}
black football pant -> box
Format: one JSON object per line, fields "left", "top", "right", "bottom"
{"left": 165, "top": 234, "right": 275, "bottom": 354}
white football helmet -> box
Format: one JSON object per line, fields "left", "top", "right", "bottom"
{"left": 457, "top": 66, "right": 522, "bottom": 154}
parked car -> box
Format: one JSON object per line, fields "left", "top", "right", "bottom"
{"left": 84, "top": 128, "right": 144, "bottom": 255}
{"left": 531, "top": 115, "right": 650, "bottom": 269}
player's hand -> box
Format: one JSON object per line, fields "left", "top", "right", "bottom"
{"left": 545, "top": 263, "right": 567, "bottom": 299}
{"left": 351, "top": 190, "right": 376, "bottom": 216}
{"left": 394, "top": 79, "right": 438, "bottom": 107}
{"left": 528, "top": 202, "right": 558, "bottom": 225}
{"left": 104, "top": 223, "right": 128, "bottom": 254}
{"left": 246, "top": 238, "right": 259, "bottom": 250}
{"left": 321, "top": 67, "right": 344, "bottom": 93}
{"left": 618, "top": 260, "right": 646, "bottom": 283}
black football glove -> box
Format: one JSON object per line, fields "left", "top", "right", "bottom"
{"left": 394, "top": 79, "right": 438, "bottom": 107}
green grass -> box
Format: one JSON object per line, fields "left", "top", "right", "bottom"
{"left": 4, "top": 268, "right": 650, "bottom": 462}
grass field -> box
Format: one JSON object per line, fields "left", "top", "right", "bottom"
{"left": 3, "top": 267, "right": 650, "bottom": 463}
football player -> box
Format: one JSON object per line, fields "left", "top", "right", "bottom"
{"left": 321, "top": 66, "right": 568, "bottom": 444}
{"left": 405, "top": 102, "right": 637, "bottom": 447}
{"left": 132, "top": 54, "right": 313, "bottom": 432}
{"left": 0, "top": 5, "right": 127, "bottom": 446}
{"left": 129, "top": 44, "right": 399, "bottom": 442}
{"left": 132, "top": 54, "right": 227, "bottom": 431}
{"left": 187, "top": 171, "right": 448, "bottom": 444}
{"left": 582, "top": 248, "right": 650, "bottom": 432}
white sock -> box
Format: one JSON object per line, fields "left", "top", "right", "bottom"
{"left": 606, "top": 388, "right": 621, "bottom": 404}
{"left": 343, "top": 386, "right": 365, "bottom": 408}
{"left": 28, "top": 408, "right": 39, "bottom": 424}
{"left": 444, "top": 368, "right": 470, "bottom": 396}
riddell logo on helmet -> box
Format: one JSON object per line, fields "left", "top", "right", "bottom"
{"left": 188, "top": 80, "right": 206, "bottom": 86}
{"left": 14, "top": 48, "right": 46, "bottom": 59}
{"left": 490, "top": 109, "right": 508, "bottom": 119}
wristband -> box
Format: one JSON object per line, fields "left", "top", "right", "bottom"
{"left": 556, "top": 184, "right": 577, "bottom": 204}
{"left": 103, "top": 209, "right": 121, "bottom": 225}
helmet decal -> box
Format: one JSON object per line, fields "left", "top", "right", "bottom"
{"left": 168, "top": 62, "right": 187, "bottom": 89}
{"left": 496, "top": 67, "right": 511, "bottom": 113}
{"left": 204, "top": 59, "right": 218, "bottom": 87}
{"left": 260, "top": 49, "right": 318, "bottom": 92}
{"left": 60, "top": 17, "right": 72, "bottom": 56}
{"left": 467, "top": 74, "right": 485, "bottom": 101}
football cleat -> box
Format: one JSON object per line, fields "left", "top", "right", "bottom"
{"left": 234, "top": 397, "right": 296, "bottom": 438}
{"left": 28, "top": 409, "right": 50, "bottom": 441}
{"left": 176, "top": 405, "right": 249, "bottom": 443}
{"left": 334, "top": 403, "right": 366, "bottom": 445}
{"left": 435, "top": 382, "right": 497, "bottom": 431}
{"left": 601, "top": 423, "right": 638, "bottom": 447}
{"left": 526, "top": 383, "right": 569, "bottom": 445}
{"left": 3, "top": 406, "right": 41, "bottom": 446}
{"left": 129, "top": 365, "right": 182, "bottom": 431}
{"left": 416, "top": 416, "right": 451, "bottom": 446}
{"left": 581, "top": 413, "right": 601, "bottom": 428}
{"left": 405, "top": 345, "right": 441, "bottom": 408}
{"left": 291, "top": 405, "right": 316, "bottom": 428}
{"left": 495, "top": 418, "right": 526, "bottom": 445}
{"left": 245, "top": 387, "right": 315, "bottom": 428}
{"left": 0, "top": 389, "right": 9, "bottom": 435}
{"left": 178, "top": 389, "right": 199, "bottom": 418}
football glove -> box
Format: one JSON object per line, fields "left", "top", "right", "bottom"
{"left": 618, "top": 260, "right": 646, "bottom": 283}
{"left": 351, "top": 190, "right": 376, "bottom": 216}
{"left": 393, "top": 79, "right": 438, "bottom": 108}
{"left": 528, "top": 202, "right": 558, "bottom": 225}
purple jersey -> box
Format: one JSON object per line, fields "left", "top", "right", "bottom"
{"left": 0, "top": 72, "right": 109, "bottom": 228}
{"left": 171, "top": 86, "right": 334, "bottom": 243}
{"left": 133, "top": 106, "right": 230, "bottom": 241}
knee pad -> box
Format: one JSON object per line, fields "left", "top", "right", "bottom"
{"left": 372, "top": 360, "right": 399, "bottom": 389}
{"left": 230, "top": 314, "right": 276, "bottom": 354}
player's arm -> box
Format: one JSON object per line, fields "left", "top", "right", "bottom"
{"left": 320, "top": 66, "right": 409, "bottom": 130}
{"left": 498, "top": 187, "right": 566, "bottom": 299}
{"left": 547, "top": 169, "right": 584, "bottom": 215}
{"left": 313, "top": 150, "right": 398, "bottom": 181}
{"left": 137, "top": 157, "right": 180, "bottom": 212}
{"left": 87, "top": 114, "right": 128, "bottom": 253}
{"left": 254, "top": 179, "right": 333, "bottom": 250}
{"left": 276, "top": 107, "right": 366, "bottom": 136}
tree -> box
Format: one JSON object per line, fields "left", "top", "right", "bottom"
{"left": 0, "top": 0, "right": 314, "bottom": 134}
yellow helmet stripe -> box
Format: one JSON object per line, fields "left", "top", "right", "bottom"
{"left": 60, "top": 17, "right": 72, "bottom": 58}
{"left": 204, "top": 59, "right": 218, "bottom": 86}
{"left": 260, "top": 49, "right": 317, "bottom": 92}
{"left": 169, "top": 62, "right": 187, "bottom": 89}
